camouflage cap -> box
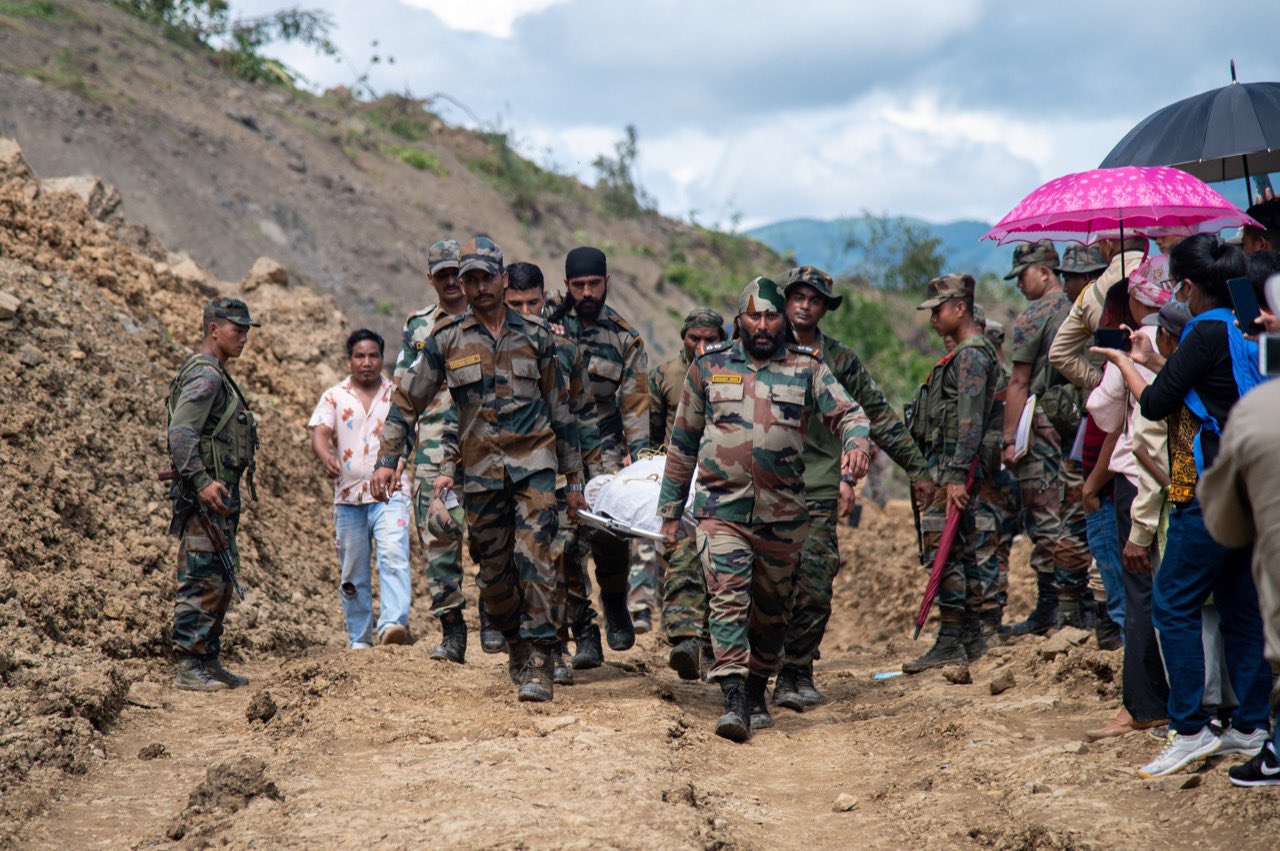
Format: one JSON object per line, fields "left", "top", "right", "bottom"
{"left": 738, "top": 276, "right": 785, "bottom": 315}
{"left": 1055, "top": 243, "right": 1107, "bottom": 275}
{"left": 427, "top": 239, "right": 460, "bottom": 276}
{"left": 1004, "top": 240, "right": 1060, "bottom": 280}
{"left": 426, "top": 496, "right": 463, "bottom": 543}
{"left": 458, "top": 236, "right": 503, "bottom": 276}
{"left": 972, "top": 303, "right": 987, "bottom": 329}
{"left": 204, "top": 296, "right": 260, "bottom": 327}
{"left": 681, "top": 306, "right": 726, "bottom": 338}
{"left": 985, "top": 319, "right": 1006, "bottom": 348}
{"left": 781, "top": 266, "right": 843, "bottom": 308}
{"left": 917, "top": 274, "right": 974, "bottom": 310}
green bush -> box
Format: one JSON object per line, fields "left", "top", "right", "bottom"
{"left": 387, "top": 146, "right": 446, "bottom": 177}
{"left": 0, "top": 0, "right": 63, "bottom": 18}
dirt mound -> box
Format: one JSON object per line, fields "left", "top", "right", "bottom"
{"left": 166, "top": 756, "right": 284, "bottom": 843}
{"left": 0, "top": 138, "right": 346, "bottom": 841}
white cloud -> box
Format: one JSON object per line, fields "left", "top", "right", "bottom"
{"left": 398, "top": 0, "right": 569, "bottom": 38}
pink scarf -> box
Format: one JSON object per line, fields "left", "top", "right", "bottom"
{"left": 1128, "top": 254, "right": 1173, "bottom": 307}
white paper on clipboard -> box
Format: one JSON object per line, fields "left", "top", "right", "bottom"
{"left": 1011, "top": 394, "right": 1036, "bottom": 463}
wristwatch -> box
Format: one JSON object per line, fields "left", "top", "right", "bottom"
{"left": 566, "top": 481, "right": 584, "bottom": 493}
{"left": 840, "top": 473, "right": 856, "bottom": 485}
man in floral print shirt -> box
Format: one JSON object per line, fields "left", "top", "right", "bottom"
{"left": 309, "top": 329, "right": 413, "bottom": 649}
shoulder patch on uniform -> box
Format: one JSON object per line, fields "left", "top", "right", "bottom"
{"left": 406, "top": 304, "right": 438, "bottom": 322}
{"left": 709, "top": 373, "right": 743, "bottom": 384}
{"left": 696, "top": 341, "right": 732, "bottom": 358}
{"left": 447, "top": 354, "right": 482, "bottom": 370}
{"left": 786, "top": 343, "right": 820, "bottom": 358}
{"left": 605, "top": 307, "right": 637, "bottom": 335}
{"left": 431, "top": 312, "right": 467, "bottom": 335}
{"left": 521, "top": 312, "right": 550, "bottom": 330}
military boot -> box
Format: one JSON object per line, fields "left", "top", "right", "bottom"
{"left": 794, "top": 664, "right": 823, "bottom": 707}
{"left": 715, "top": 676, "right": 751, "bottom": 743}
{"left": 478, "top": 602, "right": 505, "bottom": 655}
{"left": 668, "top": 637, "right": 705, "bottom": 681}
{"left": 518, "top": 647, "right": 554, "bottom": 702}
{"left": 982, "top": 609, "right": 1009, "bottom": 647}
{"left": 552, "top": 642, "right": 575, "bottom": 686}
{"left": 507, "top": 639, "right": 532, "bottom": 685}
{"left": 961, "top": 613, "right": 987, "bottom": 662}
{"left": 428, "top": 611, "right": 467, "bottom": 664}
{"left": 571, "top": 622, "right": 604, "bottom": 670}
{"left": 772, "top": 667, "right": 805, "bottom": 712}
{"left": 746, "top": 673, "right": 773, "bottom": 729}
{"left": 203, "top": 655, "right": 249, "bottom": 688}
{"left": 602, "top": 593, "right": 635, "bottom": 651}
{"left": 1056, "top": 595, "right": 1085, "bottom": 630}
{"left": 174, "top": 656, "right": 227, "bottom": 692}
{"left": 1095, "top": 605, "right": 1123, "bottom": 651}
{"left": 902, "top": 623, "right": 967, "bottom": 674}
{"left": 1011, "top": 573, "right": 1059, "bottom": 636}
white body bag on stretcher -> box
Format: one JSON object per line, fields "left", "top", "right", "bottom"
{"left": 580, "top": 455, "right": 696, "bottom": 543}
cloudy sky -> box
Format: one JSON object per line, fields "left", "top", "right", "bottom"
{"left": 229, "top": 0, "right": 1277, "bottom": 229}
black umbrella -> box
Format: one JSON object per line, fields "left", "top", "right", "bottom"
{"left": 1101, "top": 62, "right": 1280, "bottom": 197}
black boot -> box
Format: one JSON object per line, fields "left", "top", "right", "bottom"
{"left": 571, "top": 622, "right": 604, "bottom": 670}
{"left": 746, "top": 674, "right": 773, "bottom": 729}
{"left": 668, "top": 637, "right": 705, "bottom": 681}
{"left": 478, "top": 602, "right": 505, "bottom": 655}
{"left": 1056, "top": 595, "right": 1085, "bottom": 629}
{"left": 1095, "top": 604, "right": 1123, "bottom": 651}
{"left": 902, "top": 623, "right": 967, "bottom": 674}
{"left": 1011, "top": 573, "right": 1058, "bottom": 636}
{"left": 772, "top": 667, "right": 805, "bottom": 712}
{"left": 1080, "top": 596, "right": 1097, "bottom": 631}
{"left": 715, "top": 676, "right": 751, "bottom": 743}
{"left": 982, "top": 609, "right": 1008, "bottom": 647}
{"left": 794, "top": 664, "right": 823, "bottom": 706}
{"left": 507, "top": 639, "right": 531, "bottom": 685}
{"left": 203, "top": 655, "right": 249, "bottom": 688}
{"left": 428, "top": 610, "right": 467, "bottom": 664}
{"left": 961, "top": 613, "right": 987, "bottom": 662}
{"left": 602, "top": 593, "right": 635, "bottom": 651}
{"left": 517, "top": 646, "right": 554, "bottom": 702}
{"left": 552, "top": 642, "right": 575, "bottom": 685}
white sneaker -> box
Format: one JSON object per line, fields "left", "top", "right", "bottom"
{"left": 350, "top": 641, "right": 373, "bottom": 651}
{"left": 1137, "top": 726, "right": 1222, "bottom": 779}
{"left": 1218, "top": 727, "right": 1269, "bottom": 756}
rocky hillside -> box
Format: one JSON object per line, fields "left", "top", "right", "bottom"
{"left": 0, "top": 0, "right": 780, "bottom": 358}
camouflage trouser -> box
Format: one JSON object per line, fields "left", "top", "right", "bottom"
{"left": 1055, "top": 456, "right": 1091, "bottom": 600}
{"left": 781, "top": 499, "right": 839, "bottom": 670}
{"left": 980, "top": 474, "right": 1019, "bottom": 610}
{"left": 921, "top": 489, "right": 1000, "bottom": 620}
{"left": 550, "top": 488, "right": 585, "bottom": 642}
{"left": 173, "top": 486, "right": 239, "bottom": 659}
{"left": 462, "top": 470, "right": 559, "bottom": 645}
{"left": 697, "top": 517, "right": 808, "bottom": 682}
{"left": 415, "top": 484, "right": 467, "bottom": 617}
{"left": 588, "top": 434, "right": 631, "bottom": 598}
{"left": 662, "top": 537, "right": 708, "bottom": 642}
{"left": 627, "top": 540, "right": 662, "bottom": 616}
{"left": 1012, "top": 409, "right": 1064, "bottom": 580}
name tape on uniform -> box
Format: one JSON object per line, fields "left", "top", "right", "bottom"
{"left": 710, "top": 374, "right": 743, "bottom": 384}
{"left": 447, "top": 354, "right": 482, "bottom": 370}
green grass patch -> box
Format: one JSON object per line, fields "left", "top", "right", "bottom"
{"left": 461, "top": 132, "right": 579, "bottom": 223}
{"left": 387, "top": 146, "right": 447, "bottom": 177}
{"left": 26, "top": 48, "right": 93, "bottom": 98}
{"left": 0, "top": 0, "right": 63, "bottom": 19}
{"left": 374, "top": 299, "right": 396, "bottom": 316}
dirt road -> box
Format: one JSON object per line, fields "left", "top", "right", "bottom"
{"left": 15, "top": 504, "right": 1280, "bottom": 850}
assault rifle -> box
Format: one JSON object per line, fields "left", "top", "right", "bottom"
{"left": 159, "top": 469, "right": 245, "bottom": 601}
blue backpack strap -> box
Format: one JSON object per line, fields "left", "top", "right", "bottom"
{"left": 1179, "top": 308, "right": 1264, "bottom": 474}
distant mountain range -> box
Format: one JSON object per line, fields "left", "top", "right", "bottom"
{"left": 746, "top": 216, "right": 1012, "bottom": 279}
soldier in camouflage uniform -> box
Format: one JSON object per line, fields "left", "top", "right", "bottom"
{"left": 974, "top": 312, "right": 1017, "bottom": 624}
{"left": 372, "top": 238, "right": 584, "bottom": 703}
{"left": 505, "top": 261, "right": 603, "bottom": 686}
{"left": 166, "top": 298, "right": 260, "bottom": 692}
{"left": 774, "top": 267, "right": 932, "bottom": 709}
{"left": 902, "top": 276, "right": 1004, "bottom": 673}
{"left": 392, "top": 240, "right": 482, "bottom": 664}
{"left": 1000, "top": 242, "right": 1090, "bottom": 634}
{"left": 650, "top": 308, "right": 726, "bottom": 679}
{"left": 658, "top": 277, "right": 871, "bottom": 743}
{"left": 560, "top": 246, "right": 650, "bottom": 663}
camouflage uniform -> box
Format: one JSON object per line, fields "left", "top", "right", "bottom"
{"left": 394, "top": 240, "right": 466, "bottom": 617}
{"left": 657, "top": 279, "right": 871, "bottom": 682}
{"left": 909, "top": 278, "right": 1004, "bottom": 628}
{"left": 1005, "top": 243, "right": 1089, "bottom": 603}
{"left": 166, "top": 300, "right": 259, "bottom": 664}
{"left": 780, "top": 268, "right": 932, "bottom": 672}
{"left": 379, "top": 239, "right": 581, "bottom": 646}
{"left": 562, "top": 303, "right": 650, "bottom": 614}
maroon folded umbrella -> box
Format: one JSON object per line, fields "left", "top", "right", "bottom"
{"left": 912, "top": 456, "right": 980, "bottom": 640}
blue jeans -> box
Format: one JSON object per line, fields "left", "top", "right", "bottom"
{"left": 1152, "top": 499, "right": 1270, "bottom": 735}
{"left": 334, "top": 493, "right": 412, "bottom": 645}
{"left": 1085, "top": 495, "right": 1125, "bottom": 631}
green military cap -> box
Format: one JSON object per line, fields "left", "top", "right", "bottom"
{"left": 738, "top": 276, "right": 785, "bottom": 315}
{"left": 204, "top": 296, "right": 260, "bottom": 327}
{"left": 985, "top": 319, "right": 1005, "bottom": 348}
{"left": 972, "top": 303, "right": 986, "bottom": 329}
{"left": 917, "top": 273, "right": 974, "bottom": 310}
{"left": 681, "top": 307, "right": 726, "bottom": 338}
{"left": 458, "top": 236, "right": 503, "bottom": 276}
{"left": 1055, "top": 243, "right": 1107, "bottom": 275}
{"left": 426, "top": 496, "right": 463, "bottom": 542}
{"left": 427, "top": 239, "right": 460, "bottom": 275}
{"left": 781, "top": 266, "right": 843, "bottom": 308}
{"left": 1004, "top": 240, "right": 1060, "bottom": 280}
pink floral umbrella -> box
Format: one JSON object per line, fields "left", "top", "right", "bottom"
{"left": 982, "top": 165, "right": 1262, "bottom": 245}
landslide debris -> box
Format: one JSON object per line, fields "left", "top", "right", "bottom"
{"left": 0, "top": 137, "right": 348, "bottom": 842}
